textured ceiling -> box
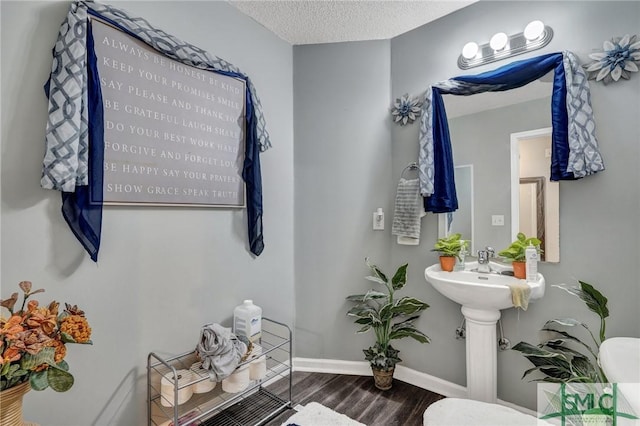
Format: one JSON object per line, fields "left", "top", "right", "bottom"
{"left": 228, "top": 1, "right": 475, "bottom": 45}
{"left": 229, "top": 0, "right": 550, "bottom": 117}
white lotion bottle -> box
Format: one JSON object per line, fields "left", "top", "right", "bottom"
{"left": 525, "top": 243, "right": 538, "bottom": 282}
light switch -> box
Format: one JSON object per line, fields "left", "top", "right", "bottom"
{"left": 491, "top": 215, "right": 504, "bottom": 226}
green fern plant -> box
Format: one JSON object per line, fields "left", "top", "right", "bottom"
{"left": 512, "top": 280, "right": 609, "bottom": 383}
{"left": 346, "top": 258, "right": 430, "bottom": 372}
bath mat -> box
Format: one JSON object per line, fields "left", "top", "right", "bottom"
{"left": 281, "top": 402, "right": 366, "bottom": 426}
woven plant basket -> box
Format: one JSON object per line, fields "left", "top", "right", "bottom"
{"left": 371, "top": 367, "right": 394, "bottom": 391}
{"left": 0, "top": 381, "right": 38, "bottom": 426}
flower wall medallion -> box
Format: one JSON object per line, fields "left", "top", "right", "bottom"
{"left": 584, "top": 34, "right": 640, "bottom": 84}
{"left": 391, "top": 94, "right": 423, "bottom": 126}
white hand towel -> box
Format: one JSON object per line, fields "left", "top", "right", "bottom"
{"left": 392, "top": 178, "right": 424, "bottom": 244}
{"left": 508, "top": 280, "right": 531, "bottom": 311}
{"left": 397, "top": 236, "right": 420, "bottom": 245}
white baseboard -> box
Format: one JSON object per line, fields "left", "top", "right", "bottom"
{"left": 293, "top": 357, "right": 372, "bottom": 376}
{"left": 292, "top": 357, "right": 537, "bottom": 417}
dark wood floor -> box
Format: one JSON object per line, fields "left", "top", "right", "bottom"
{"left": 265, "top": 371, "right": 444, "bottom": 426}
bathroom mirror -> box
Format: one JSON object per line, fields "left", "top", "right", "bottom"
{"left": 439, "top": 165, "right": 474, "bottom": 253}
{"left": 423, "top": 52, "right": 604, "bottom": 263}
{"left": 442, "top": 79, "right": 560, "bottom": 261}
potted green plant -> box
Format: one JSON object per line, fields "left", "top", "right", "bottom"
{"left": 432, "top": 233, "right": 466, "bottom": 272}
{"left": 346, "top": 258, "right": 430, "bottom": 390}
{"left": 498, "top": 232, "right": 542, "bottom": 279}
{"left": 512, "top": 280, "right": 609, "bottom": 383}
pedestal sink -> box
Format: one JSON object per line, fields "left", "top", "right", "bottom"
{"left": 425, "top": 261, "right": 545, "bottom": 403}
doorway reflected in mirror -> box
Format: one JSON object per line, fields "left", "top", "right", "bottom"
{"left": 511, "top": 128, "right": 559, "bottom": 263}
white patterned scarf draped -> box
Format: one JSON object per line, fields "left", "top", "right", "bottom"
{"left": 562, "top": 52, "right": 604, "bottom": 177}
{"left": 41, "top": 0, "right": 272, "bottom": 192}
{"left": 418, "top": 51, "right": 604, "bottom": 197}
{"left": 42, "top": 2, "right": 89, "bottom": 191}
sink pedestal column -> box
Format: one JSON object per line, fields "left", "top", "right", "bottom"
{"left": 461, "top": 306, "right": 501, "bottom": 403}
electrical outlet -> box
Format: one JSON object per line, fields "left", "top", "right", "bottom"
{"left": 373, "top": 211, "right": 384, "bottom": 230}
{"left": 491, "top": 215, "right": 504, "bottom": 226}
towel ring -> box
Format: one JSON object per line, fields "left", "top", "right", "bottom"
{"left": 401, "top": 162, "right": 418, "bottom": 179}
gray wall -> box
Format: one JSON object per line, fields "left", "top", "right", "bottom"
{"left": 293, "top": 40, "right": 394, "bottom": 360}
{"left": 1, "top": 1, "right": 293, "bottom": 425}
{"left": 2, "top": 0, "right": 639, "bottom": 422}
{"left": 391, "top": 1, "right": 640, "bottom": 409}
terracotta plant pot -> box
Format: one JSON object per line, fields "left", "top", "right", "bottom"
{"left": 371, "top": 367, "right": 394, "bottom": 390}
{"left": 512, "top": 261, "right": 526, "bottom": 279}
{"left": 439, "top": 256, "right": 456, "bottom": 272}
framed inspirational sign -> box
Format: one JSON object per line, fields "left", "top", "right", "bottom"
{"left": 92, "top": 19, "right": 246, "bottom": 207}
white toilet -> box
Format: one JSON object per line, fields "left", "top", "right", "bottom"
{"left": 424, "top": 337, "right": 640, "bottom": 426}
{"left": 423, "top": 398, "right": 550, "bottom": 426}
{"left": 598, "top": 337, "right": 640, "bottom": 420}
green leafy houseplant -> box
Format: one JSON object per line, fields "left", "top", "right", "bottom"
{"left": 432, "top": 233, "right": 466, "bottom": 259}
{"left": 512, "top": 280, "right": 609, "bottom": 383}
{"left": 433, "top": 233, "right": 467, "bottom": 272}
{"left": 498, "top": 232, "right": 542, "bottom": 262}
{"left": 346, "top": 259, "right": 430, "bottom": 387}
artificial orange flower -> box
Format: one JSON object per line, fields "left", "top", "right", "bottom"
{"left": 1, "top": 315, "right": 25, "bottom": 340}
{"left": 15, "top": 329, "right": 52, "bottom": 355}
{"left": 2, "top": 345, "right": 22, "bottom": 364}
{"left": 48, "top": 338, "right": 67, "bottom": 363}
{"left": 26, "top": 306, "right": 57, "bottom": 335}
{"left": 27, "top": 299, "right": 39, "bottom": 313}
{"left": 47, "top": 301, "right": 59, "bottom": 317}
{"left": 60, "top": 315, "right": 92, "bottom": 343}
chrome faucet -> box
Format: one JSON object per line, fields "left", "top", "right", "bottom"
{"left": 476, "top": 246, "right": 495, "bottom": 273}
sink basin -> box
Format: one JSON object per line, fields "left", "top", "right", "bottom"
{"left": 424, "top": 261, "right": 545, "bottom": 311}
{"left": 424, "top": 260, "right": 545, "bottom": 403}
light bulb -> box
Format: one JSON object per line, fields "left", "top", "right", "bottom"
{"left": 462, "top": 42, "right": 479, "bottom": 59}
{"left": 489, "top": 32, "right": 508, "bottom": 51}
{"left": 524, "top": 20, "right": 545, "bottom": 41}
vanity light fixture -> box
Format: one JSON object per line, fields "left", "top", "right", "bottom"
{"left": 461, "top": 42, "right": 479, "bottom": 60}
{"left": 523, "top": 20, "right": 545, "bottom": 41}
{"left": 489, "top": 32, "right": 509, "bottom": 51}
{"left": 458, "top": 20, "right": 553, "bottom": 70}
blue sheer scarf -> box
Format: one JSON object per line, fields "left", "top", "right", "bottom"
{"left": 60, "top": 23, "right": 103, "bottom": 262}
